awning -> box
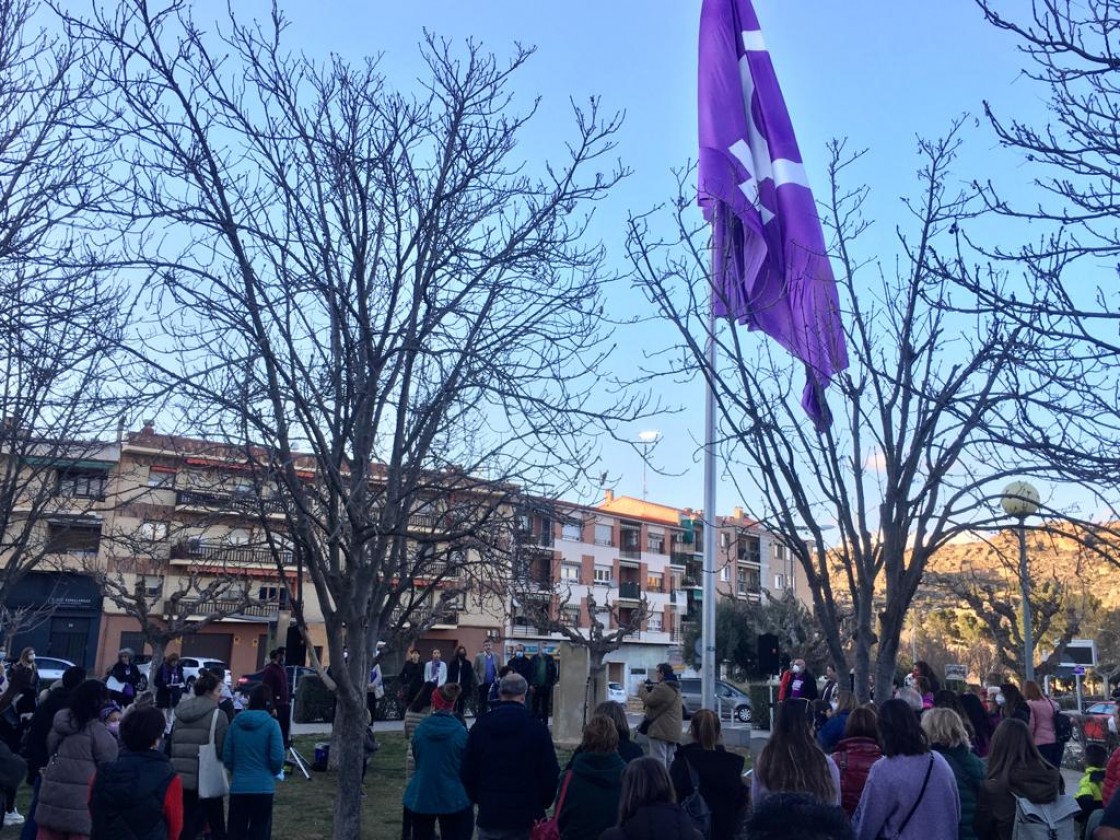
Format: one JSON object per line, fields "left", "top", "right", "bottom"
{"left": 24, "top": 457, "right": 114, "bottom": 470}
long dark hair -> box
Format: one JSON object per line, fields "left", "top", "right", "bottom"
{"left": 987, "top": 718, "right": 1053, "bottom": 781}
{"left": 957, "top": 693, "right": 992, "bottom": 745}
{"left": 408, "top": 681, "right": 436, "bottom": 713}
{"left": 616, "top": 757, "right": 674, "bottom": 824}
{"left": 756, "top": 698, "right": 836, "bottom": 803}
{"left": 879, "top": 698, "right": 928, "bottom": 757}
{"left": 1000, "top": 683, "right": 1028, "bottom": 721}
{"left": 71, "top": 679, "right": 107, "bottom": 728}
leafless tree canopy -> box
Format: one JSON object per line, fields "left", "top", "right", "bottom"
{"left": 58, "top": 3, "right": 643, "bottom": 835}
{"left": 627, "top": 128, "right": 1090, "bottom": 700}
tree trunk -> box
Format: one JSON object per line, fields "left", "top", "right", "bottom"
{"left": 587, "top": 651, "right": 608, "bottom": 727}
{"left": 331, "top": 685, "right": 366, "bottom": 840}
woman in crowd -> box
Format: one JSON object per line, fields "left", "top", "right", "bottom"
{"left": 852, "top": 698, "right": 959, "bottom": 840}
{"left": 923, "top": 707, "right": 984, "bottom": 840}
{"left": 106, "top": 649, "right": 143, "bottom": 707}
{"left": 556, "top": 715, "right": 626, "bottom": 840}
{"left": 669, "top": 709, "right": 747, "bottom": 840}
{"left": 169, "top": 672, "right": 229, "bottom": 840}
{"left": 89, "top": 705, "right": 183, "bottom": 840}
{"left": 222, "top": 683, "right": 284, "bottom": 840}
{"left": 912, "top": 661, "right": 942, "bottom": 695}
{"left": 594, "top": 701, "right": 643, "bottom": 764}
{"left": 153, "top": 653, "right": 186, "bottom": 728}
{"left": 974, "top": 718, "right": 1065, "bottom": 840}
{"left": 831, "top": 706, "right": 883, "bottom": 818}
{"left": 1024, "top": 680, "right": 1062, "bottom": 768}
{"left": 446, "top": 647, "right": 475, "bottom": 717}
{"left": 402, "top": 682, "right": 436, "bottom": 840}
{"left": 996, "top": 683, "right": 1030, "bottom": 725}
{"left": 398, "top": 650, "right": 424, "bottom": 707}
{"left": 34, "top": 679, "right": 119, "bottom": 840}
{"left": 914, "top": 677, "right": 934, "bottom": 711}
{"left": 638, "top": 664, "right": 683, "bottom": 769}
{"left": 600, "top": 757, "right": 703, "bottom": 840}
{"left": 958, "top": 692, "right": 994, "bottom": 758}
{"left": 752, "top": 698, "right": 840, "bottom": 808}
{"left": 818, "top": 690, "right": 857, "bottom": 753}
{"left": 403, "top": 684, "right": 472, "bottom": 840}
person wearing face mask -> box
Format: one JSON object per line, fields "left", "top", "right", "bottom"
{"left": 507, "top": 644, "right": 533, "bottom": 684}
{"left": 995, "top": 683, "right": 1030, "bottom": 726}
{"left": 99, "top": 703, "right": 123, "bottom": 739}
{"left": 818, "top": 690, "right": 857, "bottom": 753}
{"left": 446, "top": 647, "right": 475, "bottom": 716}
{"left": 779, "top": 659, "right": 819, "bottom": 702}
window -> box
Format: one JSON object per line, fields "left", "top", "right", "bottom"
{"left": 648, "top": 612, "right": 663, "bottom": 632}
{"left": 147, "top": 468, "right": 175, "bottom": 488}
{"left": 594, "top": 523, "right": 613, "bottom": 546}
{"left": 737, "top": 567, "right": 748, "bottom": 595}
{"left": 720, "top": 565, "right": 729, "bottom": 582}
{"left": 738, "top": 536, "right": 761, "bottom": 564}
{"left": 257, "top": 586, "right": 290, "bottom": 606}
{"left": 138, "top": 521, "right": 169, "bottom": 542}
{"left": 593, "top": 566, "right": 612, "bottom": 585}
{"left": 774, "top": 573, "right": 787, "bottom": 590}
{"left": 720, "top": 531, "right": 731, "bottom": 549}
{"left": 561, "top": 563, "right": 582, "bottom": 583}
{"left": 562, "top": 606, "right": 581, "bottom": 626}
{"left": 647, "top": 533, "right": 664, "bottom": 554}
{"left": 646, "top": 572, "right": 663, "bottom": 592}
{"left": 773, "top": 543, "right": 786, "bottom": 560}
{"left": 46, "top": 523, "right": 101, "bottom": 556}
{"left": 141, "top": 575, "right": 163, "bottom": 598}
{"left": 231, "top": 477, "right": 255, "bottom": 497}
{"left": 561, "top": 522, "right": 582, "bottom": 541}
{"left": 56, "top": 469, "right": 107, "bottom": 500}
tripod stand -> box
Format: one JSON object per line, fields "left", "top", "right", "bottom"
{"left": 287, "top": 742, "right": 311, "bottom": 780}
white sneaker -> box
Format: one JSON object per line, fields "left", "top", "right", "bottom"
{"left": 6, "top": 809, "right": 25, "bottom": 826}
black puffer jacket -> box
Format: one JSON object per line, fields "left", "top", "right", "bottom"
{"left": 90, "top": 749, "right": 176, "bottom": 840}
{"left": 600, "top": 802, "right": 704, "bottom": 840}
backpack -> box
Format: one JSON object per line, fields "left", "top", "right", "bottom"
{"left": 1052, "top": 703, "right": 1073, "bottom": 744}
{"left": 1011, "top": 793, "right": 1080, "bottom": 840}
{"left": 680, "top": 758, "right": 711, "bottom": 839}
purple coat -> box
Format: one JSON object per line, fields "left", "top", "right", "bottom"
{"left": 853, "top": 751, "right": 960, "bottom": 840}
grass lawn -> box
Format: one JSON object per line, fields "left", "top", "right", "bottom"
{"left": 273, "top": 734, "right": 576, "bottom": 840}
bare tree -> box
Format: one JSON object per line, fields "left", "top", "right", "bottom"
{"left": 61, "top": 4, "right": 642, "bottom": 834}
{"left": 627, "top": 127, "right": 1084, "bottom": 701}
{"left": 0, "top": 0, "right": 124, "bottom": 610}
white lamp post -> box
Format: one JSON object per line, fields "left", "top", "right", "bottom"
{"left": 638, "top": 431, "right": 660, "bottom": 501}
{"left": 1001, "top": 481, "right": 1040, "bottom": 682}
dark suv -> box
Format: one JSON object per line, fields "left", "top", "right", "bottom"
{"left": 678, "top": 678, "right": 752, "bottom": 723}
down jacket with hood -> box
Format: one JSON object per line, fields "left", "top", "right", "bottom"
{"left": 403, "top": 710, "right": 469, "bottom": 815}
{"left": 34, "top": 709, "right": 119, "bottom": 835}
{"left": 169, "top": 693, "right": 229, "bottom": 792}
{"left": 557, "top": 750, "right": 626, "bottom": 840}
{"left": 638, "top": 678, "right": 683, "bottom": 744}
{"left": 974, "top": 762, "right": 1064, "bottom": 840}
{"left": 221, "top": 709, "right": 284, "bottom": 795}
{"left": 461, "top": 700, "right": 560, "bottom": 830}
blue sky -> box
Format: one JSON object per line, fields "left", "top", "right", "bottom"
{"left": 277, "top": 1, "right": 1051, "bottom": 512}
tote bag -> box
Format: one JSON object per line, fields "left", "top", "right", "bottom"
{"left": 198, "top": 709, "right": 230, "bottom": 799}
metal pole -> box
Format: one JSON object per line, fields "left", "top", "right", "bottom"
{"left": 701, "top": 310, "right": 717, "bottom": 714}
{"left": 1018, "top": 518, "right": 1034, "bottom": 683}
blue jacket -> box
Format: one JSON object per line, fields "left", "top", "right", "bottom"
{"left": 818, "top": 711, "right": 850, "bottom": 753}
{"left": 461, "top": 700, "right": 559, "bottom": 830}
{"left": 221, "top": 710, "right": 284, "bottom": 794}
{"left": 404, "top": 711, "right": 470, "bottom": 815}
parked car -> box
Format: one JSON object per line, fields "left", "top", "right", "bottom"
{"left": 178, "top": 657, "right": 233, "bottom": 688}
{"left": 133, "top": 655, "right": 152, "bottom": 691}
{"left": 34, "top": 657, "right": 76, "bottom": 685}
{"left": 236, "top": 665, "right": 315, "bottom": 698}
{"left": 678, "top": 678, "right": 752, "bottom": 723}
{"left": 607, "top": 682, "right": 627, "bottom": 704}
{"left": 1076, "top": 700, "right": 1118, "bottom": 744}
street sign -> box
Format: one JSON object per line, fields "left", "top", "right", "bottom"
{"left": 1074, "top": 665, "right": 1086, "bottom": 676}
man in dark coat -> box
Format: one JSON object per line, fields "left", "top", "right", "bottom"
{"left": 260, "top": 647, "right": 291, "bottom": 747}
{"left": 461, "top": 673, "right": 559, "bottom": 840}
{"left": 507, "top": 644, "right": 533, "bottom": 683}
{"left": 446, "top": 646, "right": 476, "bottom": 717}
{"left": 528, "top": 651, "right": 558, "bottom": 725}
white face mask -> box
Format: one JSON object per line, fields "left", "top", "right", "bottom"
{"left": 830, "top": 700, "right": 840, "bottom": 712}
{"left": 791, "top": 665, "right": 801, "bottom": 675}
{"left": 515, "top": 651, "right": 524, "bottom": 658}
{"left": 107, "top": 721, "right": 120, "bottom": 736}
{"left": 27, "top": 654, "right": 35, "bottom": 663}
{"left": 996, "top": 693, "right": 1006, "bottom": 706}
{"left": 904, "top": 674, "right": 915, "bottom": 688}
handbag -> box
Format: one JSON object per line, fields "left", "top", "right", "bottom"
{"left": 197, "top": 709, "right": 230, "bottom": 799}
{"left": 680, "top": 758, "right": 712, "bottom": 839}
{"left": 878, "top": 753, "right": 934, "bottom": 840}
{"left": 637, "top": 718, "right": 651, "bottom": 736}
{"left": 530, "top": 769, "right": 573, "bottom": 840}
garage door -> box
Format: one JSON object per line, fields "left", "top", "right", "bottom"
{"left": 181, "top": 633, "right": 233, "bottom": 663}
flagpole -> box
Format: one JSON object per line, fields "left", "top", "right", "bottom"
{"left": 701, "top": 225, "right": 718, "bottom": 716}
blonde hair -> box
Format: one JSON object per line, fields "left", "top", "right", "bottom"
{"left": 689, "top": 709, "right": 722, "bottom": 750}
{"left": 921, "top": 707, "right": 971, "bottom": 749}
{"left": 834, "top": 690, "right": 856, "bottom": 713}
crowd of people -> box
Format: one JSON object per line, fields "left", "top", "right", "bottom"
{"left": 392, "top": 653, "right": 1120, "bottom": 840}
{"left": 0, "top": 644, "right": 293, "bottom": 840}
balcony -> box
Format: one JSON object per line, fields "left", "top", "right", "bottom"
{"left": 175, "top": 598, "right": 280, "bottom": 620}
{"left": 175, "top": 488, "right": 286, "bottom": 517}
{"left": 669, "top": 551, "right": 694, "bottom": 566}
{"left": 619, "top": 546, "right": 641, "bottom": 561}
{"left": 431, "top": 610, "right": 460, "bottom": 628}
{"left": 618, "top": 581, "right": 641, "bottom": 600}
{"left": 509, "top": 623, "right": 553, "bottom": 637}
{"left": 171, "top": 540, "right": 291, "bottom": 567}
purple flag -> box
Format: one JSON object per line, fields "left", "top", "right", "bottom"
{"left": 698, "top": 0, "right": 848, "bottom": 427}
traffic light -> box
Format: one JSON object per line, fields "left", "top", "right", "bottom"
{"left": 758, "top": 633, "right": 780, "bottom": 676}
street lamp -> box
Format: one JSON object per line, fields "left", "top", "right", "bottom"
{"left": 1001, "top": 481, "right": 1040, "bottom": 682}
{"left": 638, "top": 431, "right": 660, "bottom": 501}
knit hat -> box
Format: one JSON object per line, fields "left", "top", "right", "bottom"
{"left": 432, "top": 684, "right": 458, "bottom": 712}
{"left": 99, "top": 701, "right": 122, "bottom": 722}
